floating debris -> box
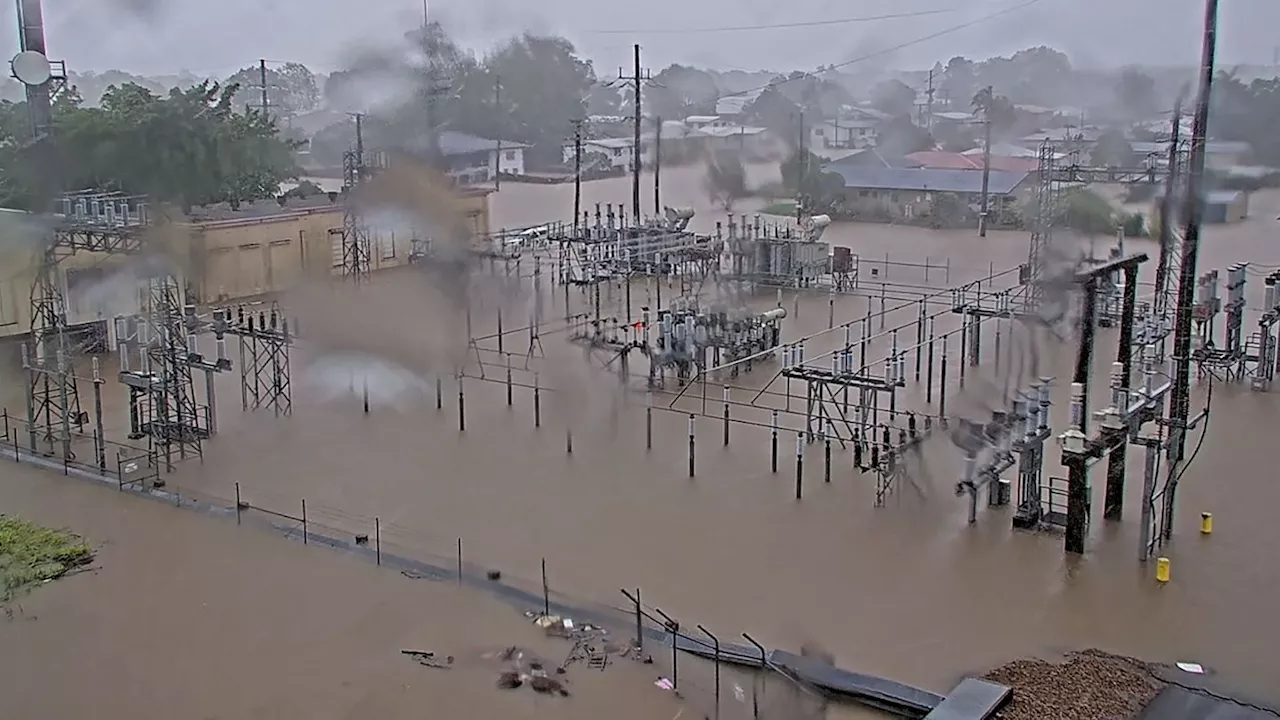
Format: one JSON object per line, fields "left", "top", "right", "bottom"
{"left": 984, "top": 649, "right": 1162, "bottom": 720}
{"left": 400, "top": 649, "right": 454, "bottom": 669}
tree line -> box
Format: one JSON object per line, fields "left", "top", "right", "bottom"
{"left": 0, "top": 82, "right": 296, "bottom": 213}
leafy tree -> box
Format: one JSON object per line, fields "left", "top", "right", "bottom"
{"left": 0, "top": 81, "right": 297, "bottom": 212}
{"left": 971, "top": 87, "right": 1016, "bottom": 136}
{"left": 876, "top": 116, "right": 934, "bottom": 156}
{"left": 1090, "top": 128, "right": 1136, "bottom": 167}
{"left": 702, "top": 148, "right": 749, "bottom": 212}
{"left": 941, "top": 57, "right": 977, "bottom": 107}
{"left": 781, "top": 149, "right": 843, "bottom": 213}
{"left": 1210, "top": 72, "right": 1280, "bottom": 165}
{"left": 648, "top": 64, "right": 720, "bottom": 118}
{"left": 1115, "top": 68, "right": 1157, "bottom": 120}
{"left": 871, "top": 79, "right": 917, "bottom": 117}
{"left": 1058, "top": 188, "right": 1118, "bottom": 237}
{"left": 225, "top": 62, "right": 320, "bottom": 116}
{"left": 479, "top": 34, "right": 595, "bottom": 167}
{"left": 743, "top": 85, "right": 802, "bottom": 139}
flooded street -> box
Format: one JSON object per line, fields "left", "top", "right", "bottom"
{"left": 4, "top": 164, "right": 1280, "bottom": 717}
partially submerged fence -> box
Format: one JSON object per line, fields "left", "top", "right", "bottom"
{"left": 0, "top": 409, "right": 824, "bottom": 720}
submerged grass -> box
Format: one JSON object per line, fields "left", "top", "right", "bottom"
{"left": 0, "top": 515, "right": 94, "bottom": 602}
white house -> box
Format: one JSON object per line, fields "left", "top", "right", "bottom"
{"left": 564, "top": 137, "right": 636, "bottom": 171}
{"left": 436, "top": 131, "right": 529, "bottom": 185}
{"left": 810, "top": 118, "right": 880, "bottom": 150}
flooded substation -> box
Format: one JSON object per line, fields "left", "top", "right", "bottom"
{"left": 3, "top": 164, "right": 1280, "bottom": 720}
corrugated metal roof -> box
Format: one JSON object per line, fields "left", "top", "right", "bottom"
{"left": 830, "top": 166, "right": 1030, "bottom": 194}
{"left": 436, "top": 131, "right": 529, "bottom": 156}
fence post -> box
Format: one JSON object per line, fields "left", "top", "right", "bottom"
{"left": 770, "top": 410, "right": 778, "bottom": 473}
{"left": 457, "top": 373, "right": 466, "bottom": 432}
{"left": 698, "top": 624, "right": 722, "bottom": 720}
{"left": 456, "top": 538, "right": 463, "bottom": 584}
{"left": 301, "top": 498, "right": 308, "bottom": 545}
{"left": 533, "top": 373, "right": 541, "bottom": 428}
{"left": 375, "top": 517, "right": 381, "bottom": 566}
{"left": 436, "top": 376, "right": 443, "bottom": 411}
{"left": 541, "top": 558, "right": 550, "bottom": 618}
{"left": 645, "top": 394, "right": 653, "bottom": 451}
{"left": 654, "top": 607, "right": 679, "bottom": 690}
{"left": 687, "top": 414, "right": 696, "bottom": 478}
{"left": 795, "top": 432, "right": 804, "bottom": 500}
{"left": 824, "top": 421, "right": 832, "bottom": 484}
{"left": 235, "top": 482, "right": 242, "bottom": 525}
{"left": 722, "top": 387, "right": 730, "bottom": 446}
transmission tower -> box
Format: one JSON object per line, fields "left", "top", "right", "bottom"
{"left": 215, "top": 304, "right": 293, "bottom": 416}
{"left": 141, "top": 274, "right": 205, "bottom": 469}
{"left": 341, "top": 113, "right": 373, "bottom": 284}
{"left": 1161, "top": 0, "right": 1220, "bottom": 544}
{"left": 24, "top": 192, "right": 150, "bottom": 459}
{"left": 1024, "top": 140, "right": 1061, "bottom": 309}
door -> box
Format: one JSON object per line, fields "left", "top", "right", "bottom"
{"left": 267, "top": 239, "right": 298, "bottom": 292}
{"left": 237, "top": 243, "right": 266, "bottom": 298}
{"left": 205, "top": 247, "right": 239, "bottom": 301}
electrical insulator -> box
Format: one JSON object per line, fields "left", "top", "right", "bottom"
{"left": 869, "top": 444, "right": 880, "bottom": 470}
{"left": 1068, "top": 382, "right": 1085, "bottom": 432}
{"left": 907, "top": 412, "right": 918, "bottom": 439}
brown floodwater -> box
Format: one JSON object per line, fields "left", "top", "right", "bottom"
{"left": 3, "top": 165, "right": 1279, "bottom": 718}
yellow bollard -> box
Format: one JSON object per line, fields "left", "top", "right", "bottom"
{"left": 1201, "top": 512, "right": 1213, "bottom": 534}
{"left": 1156, "top": 557, "right": 1171, "bottom": 583}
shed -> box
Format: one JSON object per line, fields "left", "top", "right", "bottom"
{"left": 1150, "top": 190, "right": 1249, "bottom": 233}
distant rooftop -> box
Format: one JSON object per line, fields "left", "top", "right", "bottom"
{"left": 437, "top": 131, "right": 529, "bottom": 156}
{"left": 715, "top": 90, "right": 762, "bottom": 116}
{"left": 1131, "top": 140, "right": 1250, "bottom": 156}
{"left": 831, "top": 166, "right": 1030, "bottom": 195}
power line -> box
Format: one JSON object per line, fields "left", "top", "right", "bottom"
{"left": 705, "top": 0, "right": 1052, "bottom": 104}
{"left": 584, "top": 9, "right": 956, "bottom": 35}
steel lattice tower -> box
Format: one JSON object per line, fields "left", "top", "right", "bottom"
{"left": 1025, "top": 140, "right": 1061, "bottom": 309}
{"left": 24, "top": 247, "right": 84, "bottom": 456}
{"left": 341, "top": 115, "right": 372, "bottom": 285}
{"left": 144, "top": 275, "right": 203, "bottom": 466}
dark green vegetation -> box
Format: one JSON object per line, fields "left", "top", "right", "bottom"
{"left": 0, "top": 515, "right": 94, "bottom": 602}
{"left": 0, "top": 82, "right": 297, "bottom": 212}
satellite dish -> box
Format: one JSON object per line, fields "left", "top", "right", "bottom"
{"left": 11, "top": 50, "right": 52, "bottom": 86}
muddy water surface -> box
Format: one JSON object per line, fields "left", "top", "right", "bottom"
{"left": 4, "top": 166, "right": 1280, "bottom": 717}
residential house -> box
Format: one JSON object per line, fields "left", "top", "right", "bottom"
{"left": 1020, "top": 126, "right": 1104, "bottom": 153}
{"left": 714, "top": 90, "right": 763, "bottom": 122}
{"left": 810, "top": 116, "right": 881, "bottom": 151}
{"left": 436, "top": 131, "right": 529, "bottom": 185}
{"left": 931, "top": 111, "right": 978, "bottom": 129}
{"left": 692, "top": 125, "right": 779, "bottom": 159}
{"left": 827, "top": 166, "right": 1031, "bottom": 223}
{"left": 826, "top": 148, "right": 921, "bottom": 169}
{"left": 564, "top": 137, "right": 636, "bottom": 171}
{"left": 684, "top": 115, "right": 730, "bottom": 132}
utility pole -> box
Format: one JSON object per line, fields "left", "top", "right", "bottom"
{"left": 617, "top": 44, "right": 651, "bottom": 225}
{"left": 654, "top": 115, "right": 662, "bottom": 214}
{"left": 494, "top": 74, "right": 502, "bottom": 190}
{"left": 1163, "top": 0, "right": 1220, "bottom": 540}
{"left": 978, "top": 85, "right": 993, "bottom": 238}
{"left": 259, "top": 59, "right": 269, "bottom": 118}
{"left": 925, "top": 69, "right": 936, "bottom": 131}
{"left": 797, "top": 110, "right": 806, "bottom": 221}
{"left": 571, "top": 119, "right": 584, "bottom": 237}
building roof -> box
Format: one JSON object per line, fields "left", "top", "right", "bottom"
{"left": 831, "top": 166, "right": 1030, "bottom": 194}
{"left": 1130, "top": 140, "right": 1251, "bottom": 156}
{"left": 960, "top": 142, "right": 1039, "bottom": 159}
{"left": 934, "top": 111, "right": 976, "bottom": 122}
{"left": 694, "top": 125, "right": 767, "bottom": 138}
{"left": 715, "top": 90, "right": 762, "bottom": 116}
{"left": 583, "top": 137, "right": 634, "bottom": 149}
{"left": 908, "top": 151, "right": 1039, "bottom": 173}
{"left": 436, "top": 131, "right": 529, "bottom": 156}
{"left": 827, "top": 148, "right": 921, "bottom": 169}
{"left": 1206, "top": 190, "right": 1245, "bottom": 204}
{"left": 684, "top": 115, "right": 720, "bottom": 124}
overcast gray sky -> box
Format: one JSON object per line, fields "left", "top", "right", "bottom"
{"left": 2, "top": 0, "right": 1276, "bottom": 79}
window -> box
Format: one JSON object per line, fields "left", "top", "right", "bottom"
{"left": 382, "top": 232, "right": 397, "bottom": 260}
{"left": 814, "top": 128, "right": 825, "bottom": 136}
{"left": 614, "top": 148, "right": 623, "bottom": 157}
{"left": 504, "top": 150, "right": 516, "bottom": 161}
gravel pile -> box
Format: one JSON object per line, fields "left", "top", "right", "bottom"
{"left": 984, "top": 649, "right": 1165, "bottom": 720}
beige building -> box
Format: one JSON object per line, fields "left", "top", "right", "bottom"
{"left": 0, "top": 189, "right": 492, "bottom": 341}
